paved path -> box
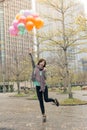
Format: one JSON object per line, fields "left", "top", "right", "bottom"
{"left": 0, "top": 91, "right": 87, "bottom": 130}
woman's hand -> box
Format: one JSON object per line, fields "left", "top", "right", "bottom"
{"left": 29, "top": 48, "right": 33, "bottom": 55}
{"left": 43, "top": 67, "right": 47, "bottom": 72}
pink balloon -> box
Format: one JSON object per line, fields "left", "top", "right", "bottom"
{"left": 9, "top": 26, "right": 18, "bottom": 36}
{"left": 12, "top": 19, "right": 19, "bottom": 29}
{"left": 9, "top": 26, "right": 14, "bottom": 32}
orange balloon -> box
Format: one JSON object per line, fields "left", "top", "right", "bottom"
{"left": 25, "top": 21, "right": 34, "bottom": 31}
{"left": 34, "top": 18, "right": 44, "bottom": 29}
{"left": 15, "top": 13, "right": 22, "bottom": 20}
{"left": 26, "top": 15, "right": 35, "bottom": 23}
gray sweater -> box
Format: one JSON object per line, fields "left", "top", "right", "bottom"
{"left": 29, "top": 54, "right": 46, "bottom": 92}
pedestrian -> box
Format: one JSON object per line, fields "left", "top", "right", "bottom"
{"left": 29, "top": 49, "right": 59, "bottom": 123}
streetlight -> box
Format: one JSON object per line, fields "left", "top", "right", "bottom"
{"left": 31, "top": 0, "right": 38, "bottom": 58}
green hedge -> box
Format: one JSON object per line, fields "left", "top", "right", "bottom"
{"left": 0, "top": 85, "right": 14, "bottom": 92}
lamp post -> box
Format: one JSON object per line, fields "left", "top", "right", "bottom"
{"left": 31, "top": 0, "right": 38, "bottom": 59}
{"left": 31, "top": 0, "right": 36, "bottom": 12}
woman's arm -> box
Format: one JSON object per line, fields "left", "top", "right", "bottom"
{"left": 43, "top": 67, "right": 47, "bottom": 80}
{"left": 29, "top": 53, "right": 35, "bottom": 69}
{"left": 29, "top": 48, "right": 35, "bottom": 69}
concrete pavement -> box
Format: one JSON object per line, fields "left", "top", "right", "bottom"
{"left": 0, "top": 91, "right": 87, "bottom": 130}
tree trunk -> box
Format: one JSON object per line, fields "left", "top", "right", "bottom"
{"left": 61, "top": 4, "right": 73, "bottom": 97}
{"left": 17, "top": 80, "right": 20, "bottom": 94}
{"left": 63, "top": 50, "right": 68, "bottom": 92}
{"left": 64, "top": 49, "right": 73, "bottom": 98}
{"left": 68, "top": 82, "right": 73, "bottom": 99}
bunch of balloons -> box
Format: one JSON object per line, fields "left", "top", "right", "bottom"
{"left": 9, "top": 9, "right": 44, "bottom": 36}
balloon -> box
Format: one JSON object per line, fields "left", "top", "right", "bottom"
{"left": 18, "top": 30, "right": 26, "bottom": 35}
{"left": 9, "top": 26, "right": 14, "bottom": 33}
{"left": 12, "top": 19, "right": 19, "bottom": 29}
{"left": 15, "top": 13, "right": 22, "bottom": 20}
{"left": 26, "top": 15, "right": 35, "bottom": 23}
{"left": 32, "top": 13, "right": 39, "bottom": 18}
{"left": 17, "top": 23, "right": 25, "bottom": 31}
{"left": 9, "top": 26, "right": 18, "bottom": 36}
{"left": 9, "top": 10, "right": 44, "bottom": 36}
{"left": 25, "top": 21, "right": 34, "bottom": 31}
{"left": 20, "top": 10, "right": 25, "bottom": 15}
{"left": 23, "top": 9, "right": 34, "bottom": 17}
{"left": 27, "top": 9, "right": 34, "bottom": 15}
{"left": 18, "top": 16, "right": 26, "bottom": 24}
{"left": 34, "top": 18, "right": 44, "bottom": 29}
{"left": 24, "top": 10, "right": 32, "bottom": 17}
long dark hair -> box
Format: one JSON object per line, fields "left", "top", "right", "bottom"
{"left": 37, "top": 58, "right": 46, "bottom": 67}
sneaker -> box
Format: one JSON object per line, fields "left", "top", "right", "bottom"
{"left": 54, "top": 99, "right": 59, "bottom": 106}
{"left": 42, "top": 115, "right": 46, "bottom": 123}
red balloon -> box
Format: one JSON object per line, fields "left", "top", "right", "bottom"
{"left": 32, "top": 13, "right": 39, "bottom": 18}
{"left": 18, "top": 16, "right": 26, "bottom": 24}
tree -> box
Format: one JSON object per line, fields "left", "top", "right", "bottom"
{"left": 36, "top": 0, "right": 87, "bottom": 98}
{"left": 6, "top": 51, "right": 32, "bottom": 94}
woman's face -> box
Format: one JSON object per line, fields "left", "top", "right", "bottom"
{"left": 39, "top": 61, "right": 45, "bottom": 68}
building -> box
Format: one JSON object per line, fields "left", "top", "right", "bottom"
{"left": 81, "top": 58, "right": 87, "bottom": 72}
{"left": 35, "top": 0, "right": 85, "bottom": 73}
{"left": 0, "top": 0, "right": 34, "bottom": 84}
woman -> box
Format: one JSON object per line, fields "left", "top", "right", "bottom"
{"left": 29, "top": 50, "right": 59, "bottom": 122}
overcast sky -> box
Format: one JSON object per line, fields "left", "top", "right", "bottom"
{"left": 80, "top": 0, "right": 87, "bottom": 14}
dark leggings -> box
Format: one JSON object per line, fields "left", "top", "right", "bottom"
{"left": 36, "top": 86, "right": 54, "bottom": 115}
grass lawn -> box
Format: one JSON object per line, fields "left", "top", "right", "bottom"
{"left": 13, "top": 90, "right": 38, "bottom": 100}
{"left": 60, "top": 98, "right": 87, "bottom": 106}
{"left": 12, "top": 87, "right": 87, "bottom": 106}
{"left": 72, "top": 86, "right": 81, "bottom": 91}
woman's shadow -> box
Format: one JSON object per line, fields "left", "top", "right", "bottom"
{"left": 40, "top": 122, "right": 48, "bottom": 130}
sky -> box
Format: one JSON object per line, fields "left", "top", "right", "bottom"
{"left": 80, "top": 0, "right": 87, "bottom": 14}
